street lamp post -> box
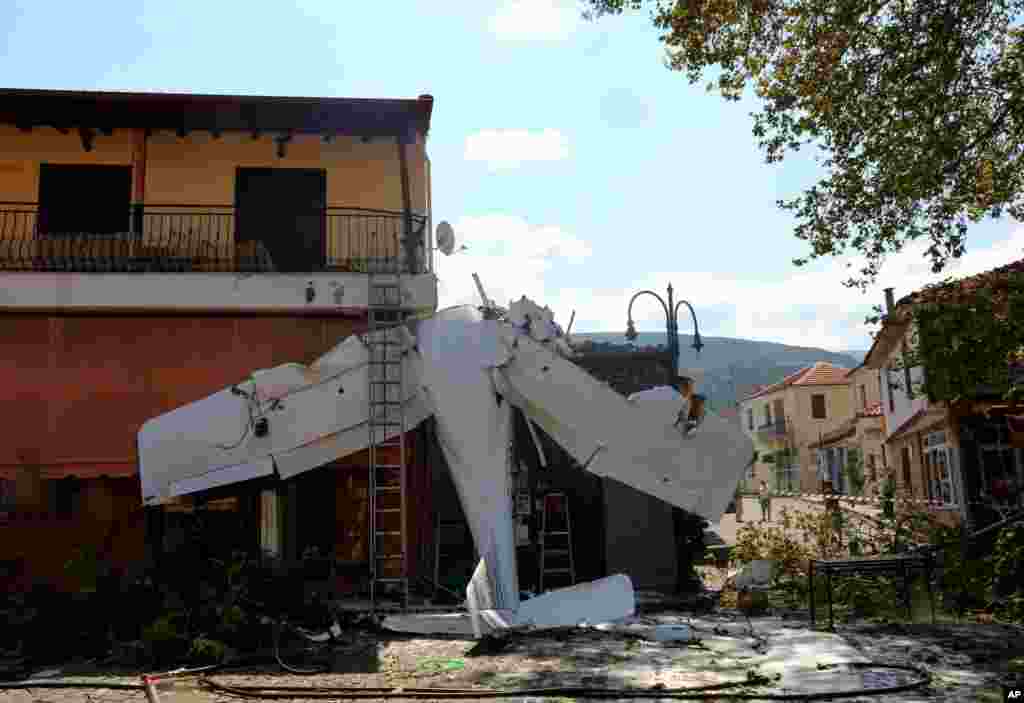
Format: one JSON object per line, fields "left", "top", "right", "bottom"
{"left": 625, "top": 282, "right": 704, "bottom": 376}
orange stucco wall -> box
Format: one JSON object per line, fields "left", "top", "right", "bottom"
{"left": 0, "top": 311, "right": 442, "bottom": 592}
{"left": 0, "top": 314, "right": 363, "bottom": 470}
{"left": 0, "top": 126, "right": 429, "bottom": 254}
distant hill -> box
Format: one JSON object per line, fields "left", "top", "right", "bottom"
{"left": 836, "top": 349, "right": 869, "bottom": 363}
{"left": 573, "top": 332, "right": 861, "bottom": 415}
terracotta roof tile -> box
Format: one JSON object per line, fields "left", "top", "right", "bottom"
{"left": 900, "top": 256, "right": 1024, "bottom": 307}
{"left": 744, "top": 367, "right": 811, "bottom": 400}
{"left": 793, "top": 361, "right": 851, "bottom": 386}
{"left": 744, "top": 362, "right": 851, "bottom": 400}
{"left": 749, "top": 366, "right": 851, "bottom": 399}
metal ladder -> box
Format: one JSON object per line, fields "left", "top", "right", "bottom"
{"left": 366, "top": 264, "right": 409, "bottom": 608}
{"left": 538, "top": 491, "right": 575, "bottom": 592}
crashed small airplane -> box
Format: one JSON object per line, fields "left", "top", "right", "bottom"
{"left": 138, "top": 286, "right": 753, "bottom": 637}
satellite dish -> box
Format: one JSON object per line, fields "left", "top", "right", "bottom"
{"left": 436, "top": 221, "right": 456, "bottom": 256}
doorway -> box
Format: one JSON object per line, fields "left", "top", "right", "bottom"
{"left": 235, "top": 168, "right": 326, "bottom": 272}
{"left": 37, "top": 164, "right": 132, "bottom": 236}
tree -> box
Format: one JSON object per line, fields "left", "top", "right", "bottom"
{"left": 583, "top": 1, "right": 1024, "bottom": 289}
{"left": 845, "top": 447, "right": 866, "bottom": 496}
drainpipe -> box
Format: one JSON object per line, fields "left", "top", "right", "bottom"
{"left": 397, "top": 131, "right": 415, "bottom": 273}
{"left": 131, "top": 128, "right": 148, "bottom": 238}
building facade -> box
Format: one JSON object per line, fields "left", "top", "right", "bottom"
{"left": 0, "top": 88, "right": 439, "bottom": 596}
{"left": 740, "top": 362, "right": 853, "bottom": 494}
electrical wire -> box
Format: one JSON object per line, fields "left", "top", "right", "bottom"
{"left": 213, "top": 387, "right": 256, "bottom": 451}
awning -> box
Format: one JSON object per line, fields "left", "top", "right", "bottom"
{"left": 886, "top": 407, "right": 946, "bottom": 441}
{"left": 0, "top": 461, "right": 137, "bottom": 481}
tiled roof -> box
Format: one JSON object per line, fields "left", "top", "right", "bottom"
{"left": 864, "top": 257, "right": 1024, "bottom": 370}
{"left": 744, "top": 362, "right": 850, "bottom": 400}
{"left": 794, "top": 362, "right": 851, "bottom": 386}
{"left": 899, "top": 257, "right": 1024, "bottom": 307}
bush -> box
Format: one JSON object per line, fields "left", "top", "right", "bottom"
{"left": 727, "top": 500, "right": 992, "bottom": 621}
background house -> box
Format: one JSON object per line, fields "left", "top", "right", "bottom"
{"left": 808, "top": 365, "right": 885, "bottom": 497}
{"left": 740, "top": 362, "right": 853, "bottom": 494}
{"left": 0, "top": 88, "right": 438, "bottom": 598}
{"left": 863, "top": 266, "right": 1024, "bottom": 531}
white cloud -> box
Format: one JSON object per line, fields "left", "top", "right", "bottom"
{"left": 488, "top": 0, "right": 582, "bottom": 41}
{"left": 435, "top": 214, "right": 591, "bottom": 316}
{"left": 467, "top": 226, "right": 1024, "bottom": 352}
{"left": 464, "top": 128, "right": 571, "bottom": 171}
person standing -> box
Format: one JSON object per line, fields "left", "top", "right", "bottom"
{"left": 759, "top": 479, "right": 772, "bottom": 522}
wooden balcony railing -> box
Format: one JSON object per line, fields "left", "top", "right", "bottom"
{"left": 0, "top": 204, "right": 429, "bottom": 274}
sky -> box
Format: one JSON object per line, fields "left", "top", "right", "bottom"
{"left": 3, "top": 0, "right": 1022, "bottom": 351}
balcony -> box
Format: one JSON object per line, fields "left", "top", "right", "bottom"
{"left": 756, "top": 419, "right": 787, "bottom": 439}
{"left": 0, "top": 204, "right": 429, "bottom": 275}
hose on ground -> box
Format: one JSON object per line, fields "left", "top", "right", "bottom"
{"left": 273, "top": 618, "right": 329, "bottom": 675}
{"left": 0, "top": 660, "right": 931, "bottom": 699}
{"left": 198, "top": 661, "right": 930, "bottom": 700}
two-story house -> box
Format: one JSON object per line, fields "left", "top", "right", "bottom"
{"left": 740, "top": 362, "right": 853, "bottom": 494}
{"left": 864, "top": 264, "right": 1024, "bottom": 530}
{"left": 807, "top": 364, "right": 885, "bottom": 497}
{"left": 0, "top": 88, "right": 440, "bottom": 597}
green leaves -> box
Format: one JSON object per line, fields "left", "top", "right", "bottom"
{"left": 584, "top": 0, "right": 1024, "bottom": 288}
{"left": 904, "top": 270, "right": 1024, "bottom": 402}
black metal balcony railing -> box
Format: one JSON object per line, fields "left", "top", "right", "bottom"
{"left": 0, "top": 204, "right": 429, "bottom": 274}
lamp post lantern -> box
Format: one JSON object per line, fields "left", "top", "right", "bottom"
{"left": 625, "top": 282, "right": 703, "bottom": 377}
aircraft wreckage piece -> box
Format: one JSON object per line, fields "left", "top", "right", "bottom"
{"left": 138, "top": 296, "right": 753, "bottom": 636}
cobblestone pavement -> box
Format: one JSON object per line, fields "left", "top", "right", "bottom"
{"left": 2, "top": 614, "right": 1022, "bottom": 702}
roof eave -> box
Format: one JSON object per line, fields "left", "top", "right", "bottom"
{"left": 0, "top": 88, "right": 434, "bottom": 139}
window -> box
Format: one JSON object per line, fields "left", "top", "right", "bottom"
{"left": 924, "top": 432, "right": 958, "bottom": 506}
{"left": 0, "top": 479, "right": 14, "bottom": 515}
{"left": 860, "top": 385, "right": 867, "bottom": 410}
{"left": 773, "top": 449, "right": 797, "bottom": 493}
{"left": 902, "top": 344, "right": 913, "bottom": 399}
{"left": 811, "top": 394, "right": 827, "bottom": 419}
{"left": 901, "top": 446, "right": 913, "bottom": 495}
{"left": 883, "top": 369, "right": 895, "bottom": 413}
{"left": 51, "top": 477, "right": 83, "bottom": 519}
{"left": 746, "top": 408, "right": 754, "bottom": 431}
{"left": 764, "top": 403, "right": 772, "bottom": 426}
{"left": 38, "top": 164, "right": 133, "bottom": 236}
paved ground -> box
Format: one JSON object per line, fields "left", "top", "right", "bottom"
{"left": 2, "top": 611, "right": 1021, "bottom": 702}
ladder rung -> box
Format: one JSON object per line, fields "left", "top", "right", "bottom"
{"left": 375, "top": 486, "right": 402, "bottom": 493}
{"left": 374, "top": 577, "right": 407, "bottom": 583}
{"left": 543, "top": 568, "right": 573, "bottom": 574}
{"left": 375, "top": 508, "right": 401, "bottom": 514}
{"left": 543, "top": 549, "right": 571, "bottom": 556}
{"left": 543, "top": 531, "right": 571, "bottom": 536}
{"left": 376, "top": 531, "right": 402, "bottom": 536}
{"left": 371, "top": 401, "right": 404, "bottom": 406}
{"left": 371, "top": 380, "right": 403, "bottom": 385}
{"left": 373, "top": 464, "right": 403, "bottom": 469}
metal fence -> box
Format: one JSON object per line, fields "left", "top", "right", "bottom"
{"left": 0, "top": 204, "right": 428, "bottom": 274}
